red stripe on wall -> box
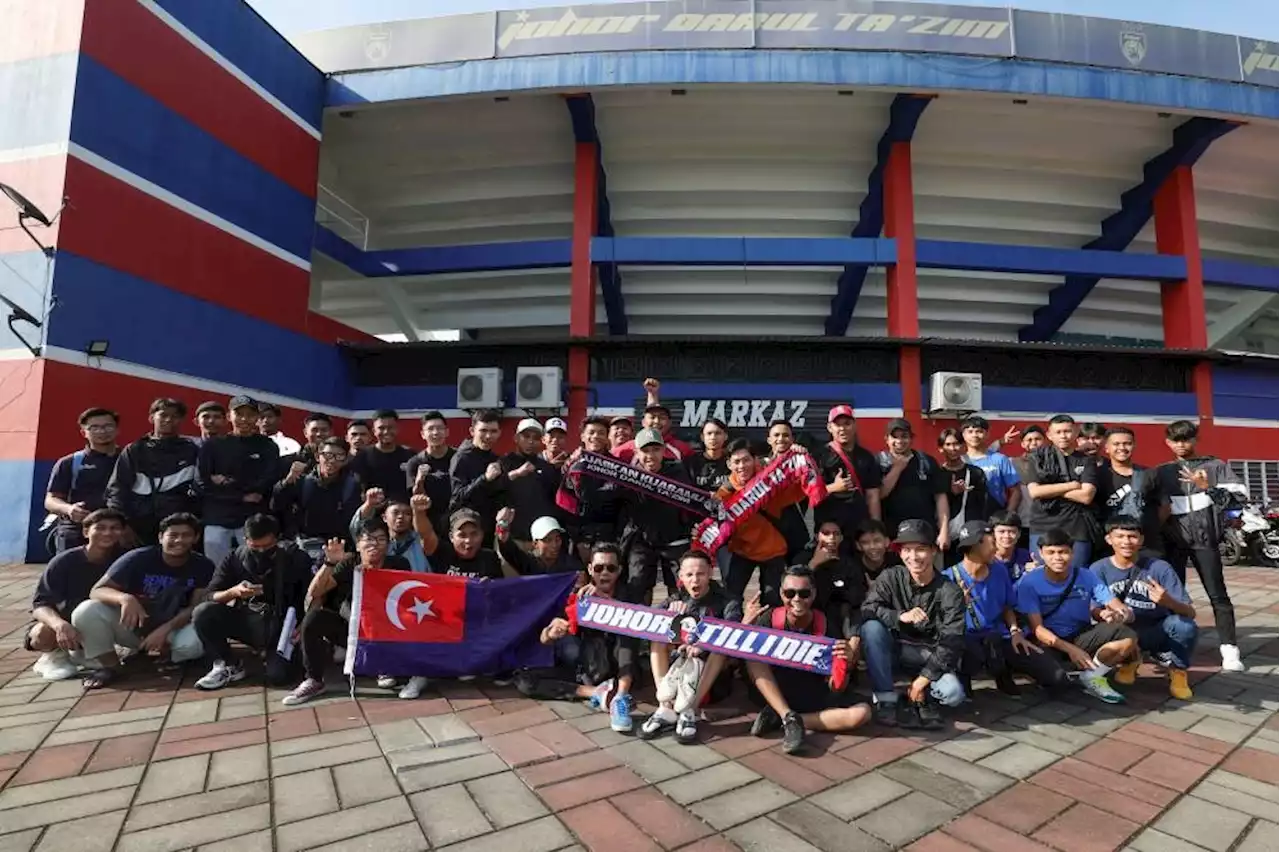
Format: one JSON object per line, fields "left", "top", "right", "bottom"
{"left": 79, "top": 0, "right": 319, "bottom": 198}
{"left": 0, "top": 155, "right": 66, "bottom": 255}
{"left": 58, "top": 156, "right": 311, "bottom": 333}
{"left": 0, "top": 358, "right": 46, "bottom": 460}
{"left": 0, "top": 0, "right": 84, "bottom": 64}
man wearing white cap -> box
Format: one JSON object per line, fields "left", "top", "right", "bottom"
{"left": 495, "top": 508, "right": 583, "bottom": 576}
{"left": 501, "top": 419, "right": 562, "bottom": 548}
{"left": 542, "top": 418, "right": 571, "bottom": 469}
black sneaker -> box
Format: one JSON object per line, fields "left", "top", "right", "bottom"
{"left": 781, "top": 712, "right": 805, "bottom": 755}
{"left": 995, "top": 673, "right": 1021, "bottom": 697}
{"left": 873, "top": 701, "right": 898, "bottom": 727}
{"left": 750, "top": 706, "right": 782, "bottom": 738}
{"left": 916, "top": 700, "right": 944, "bottom": 730}
{"left": 895, "top": 701, "right": 923, "bottom": 729}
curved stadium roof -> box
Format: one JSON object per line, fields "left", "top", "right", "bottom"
{"left": 294, "top": 2, "right": 1279, "bottom": 353}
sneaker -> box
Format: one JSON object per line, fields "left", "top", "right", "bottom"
{"left": 1220, "top": 644, "right": 1245, "bottom": 673}
{"left": 873, "top": 700, "right": 898, "bottom": 727}
{"left": 33, "top": 650, "right": 79, "bottom": 681}
{"left": 609, "top": 693, "right": 634, "bottom": 733}
{"left": 376, "top": 674, "right": 399, "bottom": 689}
{"left": 282, "top": 678, "right": 328, "bottom": 706}
{"left": 195, "top": 660, "right": 245, "bottom": 691}
{"left": 1080, "top": 672, "right": 1125, "bottom": 704}
{"left": 750, "top": 706, "right": 782, "bottom": 738}
{"left": 1113, "top": 661, "right": 1140, "bottom": 686}
{"left": 781, "top": 711, "right": 805, "bottom": 754}
{"left": 675, "top": 710, "right": 698, "bottom": 745}
{"left": 639, "top": 707, "right": 677, "bottom": 740}
{"left": 1168, "top": 669, "right": 1193, "bottom": 701}
{"left": 587, "top": 679, "right": 614, "bottom": 712}
{"left": 994, "top": 673, "right": 1021, "bottom": 697}
{"left": 398, "top": 676, "right": 429, "bottom": 700}
{"left": 491, "top": 673, "right": 514, "bottom": 687}
{"left": 895, "top": 701, "right": 923, "bottom": 729}
{"left": 916, "top": 700, "right": 944, "bottom": 730}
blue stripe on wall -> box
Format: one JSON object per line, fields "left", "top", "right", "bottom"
{"left": 981, "top": 387, "right": 1198, "bottom": 417}
{"left": 0, "top": 53, "right": 78, "bottom": 152}
{"left": 47, "top": 253, "right": 352, "bottom": 408}
{"left": 1212, "top": 364, "right": 1279, "bottom": 421}
{"left": 70, "top": 57, "right": 315, "bottom": 261}
{"left": 152, "top": 0, "right": 324, "bottom": 131}
{"left": 0, "top": 457, "right": 40, "bottom": 562}
{"left": 350, "top": 386, "right": 459, "bottom": 412}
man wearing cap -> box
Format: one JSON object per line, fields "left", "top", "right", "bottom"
{"left": 814, "top": 405, "right": 882, "bottom": 544}
{"left": 858, "top": 519, "right": 966, "bottom": 728}
{"left": 197, "top": 396, "right": 280, "bottom": 567}
{"left": 608, "top": 415, "right": 634, "bottom": 451}
{"left": 414, "top": 497, "right": 505, "bottom": 582}
{"left": 257, "top": 403, "right": 301, "bottom": 457}
{"left": 610, "top": 378, "right": 693, "bottom": 463}
{"left": 542, "top": 418, "right": 571, "bottom": 468}
{"left": 960, "top": 416, "right": 1021, "bottom": 518}
{"left": 495, "top": 508, "right": 583, "bottom": 576}
{"left": 619, "top": 427, "right": 698, "bottom": 604}
{"left": 107, "top": 398, "right": 202, "bottom": 546}
{"left": 192, "top": 402, "right": 227, "bottom": 446}
{"left": 501, "top": 418, "right": 562, "bottom": 547}
{"left": 877, "top": 417, "right": 948, "bottom": 546}
{"left": 944, "top": 521, "right": 1064, "bottom": 698}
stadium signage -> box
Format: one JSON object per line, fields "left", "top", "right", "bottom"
{"left": 676, "top": 398, "right": 811, "bottom": 430}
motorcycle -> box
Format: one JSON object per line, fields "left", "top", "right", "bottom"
{"left": 1221, "top": 505, "right": 1247, "bottom": 566}
{"left": 1250, "top": 506, "right": 1279, "bottom": 568}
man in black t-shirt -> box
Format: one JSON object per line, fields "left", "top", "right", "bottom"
{"left": 1025, "top": 415, "right": 1099, "bottom": 569}
{"left": 814, "top": 405, "right": 882, "bottom": 541}
{"left": 414, "top": 500, "right": 505, "bottom": 580}
{"left": 877, "top": 418, "right": 947, "bottom": 541}
{"left": 1093, "top": 427, "right": 1162, "bottom": 557}
{"left": 802, "top": 520, "right": 868, "bottom": 639}
{"left": 852, "top": 519, "right": 903, "bottom": 584}
{"left": 43, "top": 408, "right": 121, "bottom": 555}
{"left": 350, "top": 409, "right": 416, "bottom": 505}
{"left": 405, "top": 411, "right": 455, "bottom": 535}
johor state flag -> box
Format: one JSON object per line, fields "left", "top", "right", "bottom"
{"left": 343, "top": 569, "right": 577, "bottom": 678}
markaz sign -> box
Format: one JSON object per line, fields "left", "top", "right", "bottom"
{"left": 637, "top": 398, "right": 848, "bottom": 435}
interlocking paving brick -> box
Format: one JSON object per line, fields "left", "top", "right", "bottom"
{"left": 207, "top": 743, "right": 268, "bottom": 790}
{"left": 519, "top": 749, "right": 623, "bottom": 788}
{"left": 157, "top": 715, "right": 265, "bottom": 744}
{"left": 739, "top": 750, "right": 834, "bottom": 796}
{"left": 1126, "top": 828, "right": 1217, "bottom": 852}
{"left": 840, "top": 735, "right": 926, "bottom": 767}
{"left": 439, "top": 815, "right": 576, "bottom": 852}
{"left": 855, "top": 791, "right": 958, "bottom": 847}
{"left": 55, "top": 704, "right": 169, "bottom": 733}
{"left": 271, "top": 739, "right": 382, "bottom": 777}
{"left": 1033, "top": 802, "right": 1140, "bottom": 852}
{"left": 116, "top": 802, "right": 272, "bottom": 852}
{"left": 648, "top": 737, "right": 727, "bottom": 771}
{"left": 988, "top": 718, "right": 1095, "bottom": 756}
{"left": 525, "top": 720, "right": 599, "bottom": 757}
{"left": 196, "top": 828, "right": 274, "bottom": 852}
{"left": 810, "top": 770, "right": 913, "bottom": 821}
{"left": 85, "top": 731, "right": 158, "bottom": 774}
{"left": 409, "top": 783, "right": 493, "bottom": 846}
{"left": 690, "top": 779, "right": 798, "bottom": 831}
{"left": 372, "top": 719, "right": 432, "bottom": 753}
{"left": 151, "top": 728, "right": 266, "bottom": 760}
{"left": 1219, "top": 746, "right": 1279, "bottom": 785}
{"left": 1028, "top": 768, "right": 1162, "bottom": 825}
{"left": 1048, "top": 758, "right": 1178, "bottom": 807}
{"left": 905, "top": 832, "right": 982, "bottom": 852}
{"left": 1185, "top": 715, "right": 1259, "bottom": 744}
{"left": 0, "top": 722, "right": 55, "bottom": 755}
{"left": 1110, "top": 720, "right": 1234, "bottom": 762}
{"left": 657, "top": 761, "right": 760, "bottom": 805}
{"left": 1189, "top": 780, "right": 1278, "bottom": 821}
{"left": 304, "top": 821, "right": 428, "bottom": 851}
{"left": 1072, "top": 738, "right": 1151, "bottom": 773}
{"left": 1157, "top": 788, "right": 1254, "bottom": 844}
{"left": 972, "top": 783, "right": 1074, "bottom": 834}
{"left": 613, "top": 786, "right": 715, "bottom": 849}
{"left": 485, "top": 730, "right": 557, "bottom": 768}
{"left": 1139, "top": 706, "right": 1206, "bottom": 732}
{"left": 773, "top": 800, "right": 891, "bottom": 852}
{"left": 32, "top": 808, "right": 126, "bottom": 852}
{"left": 417, "top": 712, "right": 478, "bottom": 747}
{"left": 275, "top": 795, "right": 414, "bottom": 852}
{"left": 126, "top": 781, "right": 271, "bottom": 833}
{"left": 1244, "top": 734, "right": 1279, "bottom": 754}
{"left": 273, "top": 767, "right": 340, "bottom": 824}
{"left": 944, "top": 814, "right": 1057, "bottom": 852}
{"left": 1023, "top": 700, "right": 1091, "bottom": 724}
{"left": 933, "top": 729, "right": 1016, "bottom": 762}
{"left": 270, "top": 726, "right": 371, "bottom": 758}
{"left": 0, "top": 828, "right": 42, "bottom": 852}
{"left": 726, "top": 817, "right": 822, "bottom": 852}
{"left": 540, "top": 765, "right": 647, "bottom": 811}
{"left": 0, "top": 764, "right": 143, "bottom": 811}
{"left": 136, "top": 753, "right": 210, "bottom": 803}
{"left": 0, "top": 784, "right": 137, "bottom": 834}
{"left": 901, "top": 749, "right": 1016, "bottom": 798}
{"left": 467, "top": 770, "right": 549, "bottom": 827}
{"left": 9, "top": 741, "right": 97, "bottom": 786}
{"left": 1236, "top": 820, "right": 1280, "bottom": 852}
{"left": 217, "top": 693, "right": 265, "bottom": 722}
{"left": 570, "top": 712, "right": 614, "bottom": 733}
{"left": 677, "top": 837, "right": 744, "bottom": 852}
{"left": 789, "top": 749, "right": 868, "bottom": 783}
{"left": 333, "top": 757, "right": 401, "bottom": 809}
{"left": 1125, "top": 750, "right": 1214, "bottom": 792}
{"left": 265, "top": 707, "right": 320, "bottom": 740}
{"left": 163, "top": 698, "right": 219, "bottom": 729}
{"left": 0, "top": 708, "right": 70, "bottom": 732}
{"left": 44, "top": 717, "right": 165, "bottom": 747}
{"left": 976, "top": 742, "right": 1060, "bottom": 779}
{"left": 1204, "top": 767, "right": 1280, "bottom": 801}
{"left": 396, "top": 753, "right": 509, "bottom": 792}
{"left": 881, "top": 759, "right": 999, "bottom": 812}
{"left": 470, "top": 706, "right": 559, "bottom": 737}
{"left": 560, "top": 800, "right": 663, "bottom": 852}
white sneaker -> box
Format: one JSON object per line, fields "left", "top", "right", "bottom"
{"left": 1080, "top": 672, "right": 1125, "bottom": 704}
{"left": 398, "top": 676, "right": 429, "bottom": 700}
{"left": 1220, "top": 644, "right": 1245, "bottom": 672}
{"left": 33, "top": 650, "right": 79, "bottom": 681}
{"left": 195, "top": 660, "right": 246, "bottom": 691}
{"left": 376, "top": 675, "right": 399, "bottom": 689}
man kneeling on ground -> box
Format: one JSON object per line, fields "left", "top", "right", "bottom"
{"left": 858, "top": 520, "right": 966, "bottom": 729}
{"left": 744, "top": 566, "right": 871, "bottom": 754}
{"left": 523, "top": 543, "right": 637, "bottom": 732}
{"left": 1090, "top": 517, "right": 1197, "bottom": 700}
{"left": 1016, "top": 527, "right": 1138, "bottom": 704}
{"left": 192, "top": 513, "right": 312, "bottom": 690}
{"left": 639, "top": 551, "right": 742, "bottom": 744}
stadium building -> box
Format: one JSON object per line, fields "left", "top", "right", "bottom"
{"left": 0, "top": 0, "right": 1276, "bottom": 560}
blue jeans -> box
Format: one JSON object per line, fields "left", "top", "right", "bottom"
{"left": 1135, "top": 615, "right": 1199, "bottom": 670}
{"left": 1031, "top": 534, "right": 1092, "bottom": 570}
{"left": 858, "top": 619, "right": 965, "bottom": 707}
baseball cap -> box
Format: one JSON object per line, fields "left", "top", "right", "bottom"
{"left": 828, "top": 404, "right": 855, "bottom": 423}
{"left": 544, "top": 417, "right": 568, "bottom": 433}
{"left": 635, "top": 427, "right": 665, "bottom": 449}
{"left": 530, "top": 516, "right": 565, "bottom": 541}
{"left": 194, "top": 400, "right": 224, "bottom": 415}
{"left": 884, "top": 417, "right": 913, "bottom": 436}
{"left": 449, "top": 509, "right": 482, "bottom": 533}
{"left": 515, "top": 418, "right": 544, "bottom": 435}
{"left": 895, "top": 519, "right": 937, "bottom": 546}
{"left": 609, "top": 415, "right": 633, "bottom": 427}
{"left": 644, "top": 404, "right": 671, "bottom": 417}
{"left": 956, "top": 520, "right": 993, "bottom": 549}
{"left": 228, "top": 394, "right": 257, "bottom": 411}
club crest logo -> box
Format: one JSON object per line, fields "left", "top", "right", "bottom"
{"left": 365, "top": 26, "right": 392, "bottom": 62}
{"left": 1120, "top": 26, "right": 1146, "bottom": 66}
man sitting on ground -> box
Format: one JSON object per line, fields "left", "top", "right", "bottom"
{"left": 1090, "top": 518, "right": 1197, "bottom": 700}
{"left": 990, "top": 510, "right": 1034, "bottom": 581}
{"left": 1016, "top": 527, "right": 1138, "bottom": 704}
{"left": 639, "top": 551, "right": 742, "bottom": 744}
{"left": 26, "top": 509, "right": 127, "bottom": 680}
{"left": 496, "top": 509, "right": 584, "bottom": 576}
{"left": 801, "top": 519, "right": 867, "bottom": 640}
{"left": 192, "top": 514, "right": 312, "bottom": 690}
{"left": 744, "top": 566, "right": 871, "bottom": 754}
{"left": 523, "top": 543, "right": 637, "bottom": 733}
{"left": 852, "top": 519, "right": 901, "bottom": 583}
{"left": 859, "top": 520, "right": 966, "bottom": 729}
{"left": 351, "top": 490, "right": 431, "bottom": 573}
{"left": 74, "top": 512, "right": 212, "bottom": 689}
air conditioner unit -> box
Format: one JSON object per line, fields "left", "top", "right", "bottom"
{"left": 456, "top": 367, "right": 503, "bottom": 410}
{"left": 928, "top": 371, "right": 983, "bottom": 415}
{"left": 516, "top": 366, "right": 563, "bottom": 409}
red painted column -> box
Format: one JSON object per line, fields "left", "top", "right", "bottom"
{"left": 1154, "top": 164, "right": 1213, "bottom": 430}
{"left": 568, "top": 140, "right": 600, "bottom": 428}
{"left": 884, "top": 141, "right": 922, "bottom": 425}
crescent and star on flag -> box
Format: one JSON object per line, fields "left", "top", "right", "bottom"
{"left": 384, "top": 579, "right": 437, "bottom": 630}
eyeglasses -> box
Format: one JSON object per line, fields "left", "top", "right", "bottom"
{"left": 359, "top": 537, "right": 389, "bottom": 547}
{"left": 780, "top": 588, "right": 812, "bottom": 600}
{"left": 590, "top": 563, "right": 621, "bottom": 574}
{"left": 319, "top": 452, "right": 347, "bottom": 461}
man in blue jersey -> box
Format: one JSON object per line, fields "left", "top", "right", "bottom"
{"left": 990, "top": 510, "right": 1034, "bottom": 582}
{"left": 961, "top": 417, "right": 1021, "bottom": 519}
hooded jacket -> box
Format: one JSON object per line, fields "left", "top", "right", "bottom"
{"left": 106, "top": 435, "right": 200, "bottom": 531}
{"left": 449, "top": 439, "right": 506, "bottom": 534}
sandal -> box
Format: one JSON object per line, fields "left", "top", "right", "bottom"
{"left": 82, "top": 667, "right": 120, "bottom": 690}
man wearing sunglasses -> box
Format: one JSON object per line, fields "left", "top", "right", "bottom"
{"left": 743, "top": 566, "right": 871, "bottom": 754}
{"left": 524, "top": 543, "right": 636, "bottom": 732}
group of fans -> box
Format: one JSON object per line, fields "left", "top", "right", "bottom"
{"left": 22, "top": 378, "right": 1247, "bottom": 754}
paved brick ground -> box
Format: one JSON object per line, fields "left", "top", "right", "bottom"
{"left": 0, "top": 563, "right": 1275, "bottom": 852}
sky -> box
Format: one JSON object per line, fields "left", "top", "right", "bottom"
{"left": 247, "top": 0, "right": 1278, "bottom": 40}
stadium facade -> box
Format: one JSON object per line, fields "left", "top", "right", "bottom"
{"left": 0, "top": 0, "right": 1275, "bottom": 560}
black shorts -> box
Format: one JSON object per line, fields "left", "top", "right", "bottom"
{"left": 1056, "top": 622, "right": 1138, "bottom": 658}
{"left": 749, "top": 669, "right": 861, "bottom": 715}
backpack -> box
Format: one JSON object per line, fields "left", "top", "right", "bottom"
{"left": 771, "top": 606, "right": 826, "bottom": 636}
{"left": 42, "top": 451, "right": 91, "bottom": 555}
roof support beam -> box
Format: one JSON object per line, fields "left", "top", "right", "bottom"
{"left": 1208, "top": 291, "right": 1276, "bottom": 348}
{"left": 825, "top": 93, "right": 932, "bottom": 337}
{"left": 1020, "top": 117, "right": 1237, "bottom": 342}
{"left": 379, "top": 283, "right": 422, "bottom": 342}
{"left": 566, "top": 94, "right": 626, "bottom": 336}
